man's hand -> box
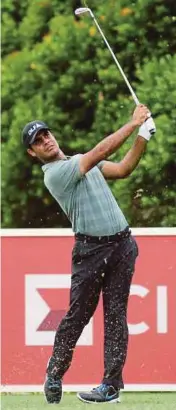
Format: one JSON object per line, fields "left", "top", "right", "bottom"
{"left": 132, "top": 104, "right": 150, "bottom": 126}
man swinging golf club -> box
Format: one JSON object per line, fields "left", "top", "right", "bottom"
{"left": 22, "top": 102, "right": 155, "bottom": 404}
{"left": 22, "top": 6, "right": 157, "bottom": 405}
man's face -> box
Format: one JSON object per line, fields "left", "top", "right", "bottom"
{"left": 27, "top": 130, "right": 59, "bottom": 162}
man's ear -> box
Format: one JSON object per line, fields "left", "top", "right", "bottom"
{"left": 27, "top": 147, "right": 36, "bottom": 157}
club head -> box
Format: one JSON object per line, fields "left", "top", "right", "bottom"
{"left": 75, "top": 7, "right": 93, "bottom": 17}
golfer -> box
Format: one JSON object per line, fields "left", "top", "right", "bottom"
{"left": 22, "top": 104, "right": 153, "bottom": 404}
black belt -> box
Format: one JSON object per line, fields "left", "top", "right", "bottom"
{"left": 75, "top": 226, "right": 131, "bottom": 244}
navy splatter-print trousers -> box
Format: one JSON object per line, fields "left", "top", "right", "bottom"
{"left": 47, "top": 229, "right": 138, "bottom": 389}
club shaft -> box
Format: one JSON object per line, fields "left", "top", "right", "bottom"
{"left": 75, "top": 8, "right": 155, "bottom": 134}
{"left": 91, "top": 14, "right": 140, "bottom": 105}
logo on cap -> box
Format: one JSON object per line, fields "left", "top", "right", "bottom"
{"left": 28, "top": 123, "right": 42, "bottom": 136}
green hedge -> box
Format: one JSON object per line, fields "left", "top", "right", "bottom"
{"left": 2, "top": 0, "right": 176, "bottom": 227}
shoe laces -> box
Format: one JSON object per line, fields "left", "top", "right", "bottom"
{"left": 47, "top": 376, "right": 60, "bottom": 389}
{"left": 93, "top": 384, "right": 108, "bottom": 393}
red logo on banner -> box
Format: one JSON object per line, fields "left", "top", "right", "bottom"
{"left": 25, "top": 274, "right": 93, "bottom": 346}
{"left": 37, "top": 290, "right": 66, "bottom": 331}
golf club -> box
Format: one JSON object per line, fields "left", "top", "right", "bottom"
{"left": 75, "top": 7, "right": 156, "bottom": 135}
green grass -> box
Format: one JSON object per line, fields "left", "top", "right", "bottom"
{"left": 1, "top": 393, "right": 176, "bottom": 410}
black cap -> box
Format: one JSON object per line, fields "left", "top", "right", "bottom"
{"left": 22, "top": 120, "right": 50, "bottom": 147}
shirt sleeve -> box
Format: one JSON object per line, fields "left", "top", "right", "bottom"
{"left": 97, "top": 160, "right": 106, "bottom": 170}
{"left": 44, "top": 154, "right": 83, "bottom": 194}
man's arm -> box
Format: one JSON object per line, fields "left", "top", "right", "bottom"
{"left": 100, "top": 135, "right": 147, "bottom": 179}
{"left": 79, "top": 104, "right": 149, "bottom": 175}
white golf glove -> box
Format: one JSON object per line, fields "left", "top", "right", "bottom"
{"left": 138, "top": 116, "right": 156, "bottom": 141}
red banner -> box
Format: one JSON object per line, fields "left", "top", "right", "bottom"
{"left": 1, "top": 230, "right": 176, "bottom": 390}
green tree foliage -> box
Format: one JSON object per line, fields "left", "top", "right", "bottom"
{"left": 2, "top": 0, "right": 176, "bottom": 227}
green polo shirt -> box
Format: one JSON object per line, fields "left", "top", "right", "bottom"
{"left": 42, "top": 154, "right": 128, "bottom": 236}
